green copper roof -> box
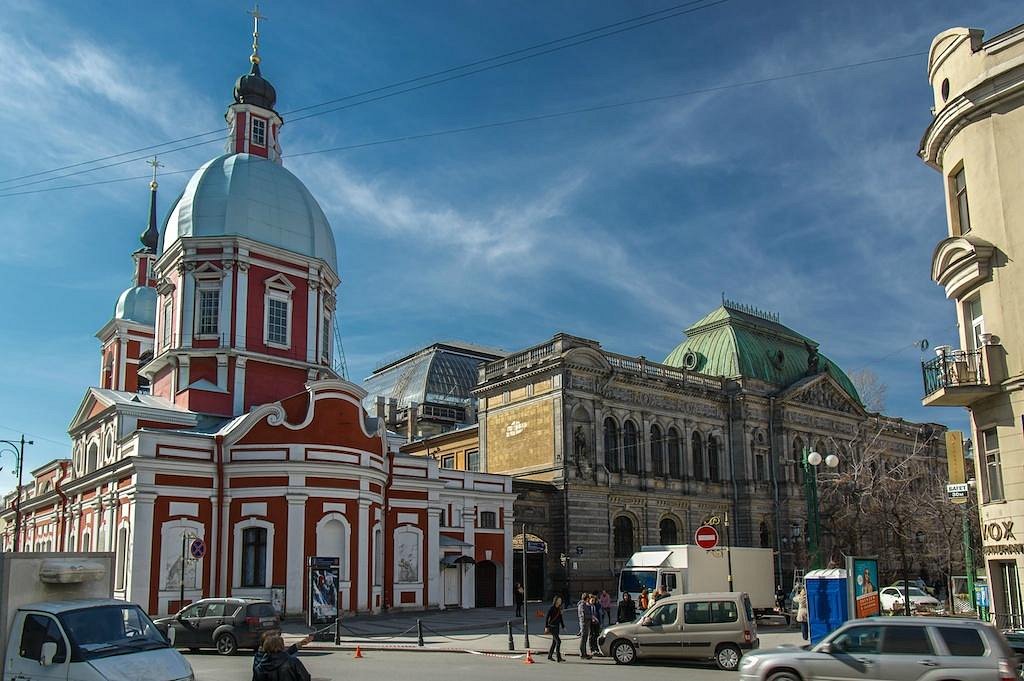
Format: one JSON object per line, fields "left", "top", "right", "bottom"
{"left": 664, "top": 305, "right": 861, "bottom": 404}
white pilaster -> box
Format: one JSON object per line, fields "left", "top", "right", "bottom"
{"left": 461, "top": 510, "right": 475, "bottom": 608}
{"left": 177, "top": 356, "right": 191, "bottom": 392}
{"left": 306, "top": 274, "right": 318, "bottom": 363}
{"left": 235, "top": 261, "right": 249, "bottom": 350}
{"left": 357, "top": 499, "right": 370, "bottom": 611}
{"left": 286, "top": 493, "right": 307, "bottom": 616}
{"left": 503, "top": 509, "right": 515, "bottom": 607}
{"left": 427, "top": 508, "right": 442, "bottom": 608}
{"left": 181, "top": 268, "right": 195, "bottom": 349}
{"left": 117, "top": 337, "right": 127, "bottom": 391}
{"left": 220, "top": 257, "right": 234, "bottom": 344}
{"left": 232, "top": 357, "right": 247, "bottom": 416}
{"left": 216, "top": 354, "right": 229, "bottom": 391}
{"left": 128, "top": 492, "right": 157, "bottom": 609}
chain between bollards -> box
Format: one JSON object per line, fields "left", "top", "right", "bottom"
{"left": 507, "top": 621, "right": 514, "bottom": 651}
{"left": 417, "top": 619, "right": 425, "bottom": 647}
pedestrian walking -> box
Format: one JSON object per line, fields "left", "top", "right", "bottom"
{"left": 545, "top": 596, "right": 566, "bottom": 662}
{"left": 600, "top": 590, "right": 612, "bottom": 625}
{"left": 577, "top": 592, "right": 593, "bottom": 659}
{"left": 652, "top": 585, "right": 668, "bottom": 603}
{"left": 588, "top": 593, "right": 602, "bottom": 656}
{"left": 253, "top": 633, "right": 311, "bottom": 681}
{"left": 514, "top": 582, "right": 525, "bottom": 618}
{"left": 617, "top": 592, "right": 636, "bottom": 623}
{"left": 795, "top": 586, "right": 809, "bottom": 641}
{"left": 638, "top": 587, "right": 649, "bottom": 611}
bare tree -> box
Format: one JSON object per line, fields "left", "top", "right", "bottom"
{"left": 850, "top": 369, "right": 888, "bottom": 413}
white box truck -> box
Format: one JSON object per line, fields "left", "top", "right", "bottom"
{"left": 0, "top": 552, "right": 193, "bottom": 681}
{"left": 618, "top": 544, "right": 776, "bottom": 616}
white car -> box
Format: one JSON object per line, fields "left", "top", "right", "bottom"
{"left": 878, "top": 585, "right": 940, "bottom": 611}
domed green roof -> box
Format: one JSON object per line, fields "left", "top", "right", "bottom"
{"left": 664, "top": 305, "right": 861, "bottom": 404}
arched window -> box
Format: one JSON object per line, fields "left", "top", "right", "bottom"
{"left": 650, "top": 425, "right": 664, "bottom": 476}
{"left": 81, "top": 532, "right": 91, "bottom": 552}
{"left": 667, "top": 428, "right": 682, "bottom": 479}
{"left": 603, "top": 418, "right": 620, "bottom": 472}
{"left": 242, "top": 527, "right": 268, "bottom": 587}
{"left": 708, "top": 436, "right": 721, "bottom": 482}
{"left": 316, "top": 514, "right": 350, "bottom": 580}
{"left": 373, "top": 526, "right": 383, "bottom": 587}
{"left": 623, "top": 420, "right": 640, "bottom": 474}
{"left": 87, "top": 443, "right": 99, "bottom": 473}
{"left": 692, "top": 432, "right": 704, "bottom": 481}
{"left": 792, "top": 437, "right": 804, "bottom": 484}
{"left": 613, "top": 516, "right": 634, "bottom": 558}
{"left": 115, "top": 527, "right": 129, "bottom": 590}
{"left": 659, "top": 518, "right": 678, "bottom": 545}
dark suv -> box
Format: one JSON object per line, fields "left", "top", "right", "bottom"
{"left": 154, "top": 598, "right": 280, "bottom": 655}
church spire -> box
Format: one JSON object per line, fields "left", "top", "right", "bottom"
{"left": 227, "top": 2, "right": 283, "bottom": 162}
{"left": 249, "top": 3, "right": 264, "bottom": 69}
{"left": 140, "top": 156, "right": 162, "bottom": 253}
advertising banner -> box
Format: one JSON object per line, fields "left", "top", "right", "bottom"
{"left": 848, "top": 557, "right": 881, "bottom": 617}
{"left": 307, "top": 557, "right": 340, "bottom": 628}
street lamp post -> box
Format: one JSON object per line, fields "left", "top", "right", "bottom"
{"left": 0, "top": 436, "right": 33, "bottom": 552}
{"left": 802, "top": 448, "right": 839, "bottom": 570}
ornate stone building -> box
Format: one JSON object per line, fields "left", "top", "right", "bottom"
{"left": 473, "top": 302, "right": 947, "bottom": 596}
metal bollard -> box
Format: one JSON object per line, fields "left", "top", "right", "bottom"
{"left": 417, "top": 619, "right": 425, "bottom": 647}
{"left": 507, "top": 621, "right": 514, "bottom": 651}
{"left": 335, "top": 616, "right": 341, "bottom": 646}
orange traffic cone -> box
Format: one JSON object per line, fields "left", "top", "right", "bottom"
{"left": 524, "top": 649, "right": 535, "bottom": 664}
{"left": 353, "top": 645, "right": 364, "bottom": 659}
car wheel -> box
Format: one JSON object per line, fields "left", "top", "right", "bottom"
{"left": 767, "top": 670, "right": 802, "bottom": 681}
{"left": 715, "top": 643, "right": 742, "bottom": 671}
{"left": 611, "top": 639, "right": 637, "bottom": 665}
{"left": 215, "top": 633, "right": 238, "bottom": 656}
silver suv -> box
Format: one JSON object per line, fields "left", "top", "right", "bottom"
{"left": 739, "top": 617, "right": 1017, "bottom": 681}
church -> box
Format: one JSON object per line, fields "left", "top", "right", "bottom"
{"left": 0, "top": 24, "right": 515, "bottom": 616}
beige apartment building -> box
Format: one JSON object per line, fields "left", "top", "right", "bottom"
{"left": 920, "top": 23, "right": 1024, "bottom": 626}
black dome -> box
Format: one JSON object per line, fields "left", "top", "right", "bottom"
{"left": 233, "top": 61, "right": 277, "bottom": 110}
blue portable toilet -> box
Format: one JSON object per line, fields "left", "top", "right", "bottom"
{"left": 805, "top": 568, "right": 849, "bottom": 645}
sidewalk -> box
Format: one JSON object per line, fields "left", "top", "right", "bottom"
{"left": 280, "top": 605, "right": 807, "bottom": 656}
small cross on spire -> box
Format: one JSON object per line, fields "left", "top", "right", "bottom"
{"left": 247, "top": 3, "right": 267, "bottom": 64}
{"left": 146, "top": 156, "right": 164, "bottom": 190}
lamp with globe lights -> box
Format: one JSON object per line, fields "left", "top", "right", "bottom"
{"left": 803, "top": 448, "right": 839, "bottom": 570}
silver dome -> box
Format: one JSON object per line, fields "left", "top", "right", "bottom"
{"left": 114, "top": 286, "right": 157, "bottom": 326}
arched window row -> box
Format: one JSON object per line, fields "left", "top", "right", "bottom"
{"left": 599, "top": 416, "right": 724, "bottom": 482}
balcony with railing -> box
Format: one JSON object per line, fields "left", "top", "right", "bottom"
{"left": 921, "top": 346, "right": 1000, "bottom": 407}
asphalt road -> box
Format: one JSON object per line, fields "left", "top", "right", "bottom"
{"left": 187, "top": 649, "right": 739, "bottom": 681}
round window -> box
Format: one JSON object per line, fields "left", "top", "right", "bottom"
{"left": 941, "top": 78, "right": 950, "bottom": 102}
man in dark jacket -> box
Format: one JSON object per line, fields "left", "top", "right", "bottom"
{"left": 253, "top": 633, "right": 312, "bottom": 681}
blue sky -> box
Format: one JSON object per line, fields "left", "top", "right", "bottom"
{"left": 0, "top": 0, "right": 1017, "bottom": 489}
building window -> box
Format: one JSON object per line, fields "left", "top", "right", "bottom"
{"left": 965, "top": 295, "right": 984, "bottom": 351}
{"left": 466, "top": 449, "right": 480, "bottom": 472}
{"left": 692, "top": 432, "right": 704, "bottom": 481}
{"left": 983, "top": 428, "right": 1004, "bottom": 503}
{"left": 603, "top": 418, "right": 620, "bottom": 472}
{"left": 241, "top": 527, "right": 267, "bottom": 587}
{"left": 441, "top": 455, "right": 455, "bottom": 469}
{"left": 196, "top": 287, "right": 220, "bottom": 337}
{"left": 659, "top": 518, "right": 678, "bottom": 545}
{"left": 266, "top": 295, "right": 290, "bottom": 346}
{"left": 623, "top": 420, "right": 640, "bottom": 474}
{"left": 321, "top": 313, "right": 331, "bottom": 361}
{"left": 650, "top": 425, "right": 664, "bottom": 476}
{"left": 479, "top": 511, "right": 497, "bottom": 529}
{"left": 708, "top": 436, "right": 721, "bottom": 482}
{"left": 613, "top": 516, "right": 634, "bottom": 558}
{"left": 251, "top": 117, "right": 267, "bottom": 147}
{"left": 161, "top": 301, "right": 173, "bottom": 348}
{"left": 952, "top": 167, "right": 971, "bottom": 235}
{"left": 792, "top": 437, "right": 804, "bottom": 484}
{"left": 668, "top": 427, "right": 682, "bottom": 479}
{"left": 754, "top": 449, "right": 766, "bottom": 482}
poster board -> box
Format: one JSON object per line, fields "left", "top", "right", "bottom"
{"left": 846, "top": 556, "right": 880, "bottom": 617}
{"left": 307, "top": 557, "right": 340, "bottom": 628}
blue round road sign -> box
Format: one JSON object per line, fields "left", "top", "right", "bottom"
{"left": 190, "top": 538, "right": 206, "bottom": 560}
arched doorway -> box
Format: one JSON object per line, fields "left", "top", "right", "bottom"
{"left": 475, "top": 561, "right": 498, "bottom": 607}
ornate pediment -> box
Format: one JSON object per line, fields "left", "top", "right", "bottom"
{"left": 781, "top": 374, "right": 864, "bottom": 417}
{"left": 931, "top": 234, "right": 995, "bottom": 300}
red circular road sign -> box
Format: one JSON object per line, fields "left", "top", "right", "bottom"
{"left": 189, "top": 538, "right": 206, "bottom": 560}
{"left": 695, "top": 525, "right": 719, "bottom": 550}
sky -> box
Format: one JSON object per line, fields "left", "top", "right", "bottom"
{"left": 0, "top": 0, "right": 1017, "bottom": 490}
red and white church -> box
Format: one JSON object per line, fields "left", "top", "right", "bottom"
{"left": 1, "top": 34, "right": 515, "bottom": 617}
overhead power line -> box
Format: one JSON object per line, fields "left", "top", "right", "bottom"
{"left": 0, "top": 51, "right": 927, "bottom": 200}
{"left": 0, "top": 0, "right": 726, "bottom": 189}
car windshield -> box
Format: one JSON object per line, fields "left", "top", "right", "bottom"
{"left": 59, "top": 604, "right": 169, "bottom": 660}
{"left": 620, "top": 570, "right": 657, "bottom": 595}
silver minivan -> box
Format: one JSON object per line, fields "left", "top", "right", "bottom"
{"left": 598, "top": 591, "right": 759, "bottom": 669}
{"left": 739, "top": 617, "right": 1018, "bottom": 681}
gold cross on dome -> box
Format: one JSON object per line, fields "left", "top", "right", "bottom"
{"left": 147, "top": 156, "right": 164, "bottom": 189}
{"left": 247, "top": 3, "right": 267, "bottom": 63}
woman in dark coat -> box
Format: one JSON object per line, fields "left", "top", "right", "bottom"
{"left": 617, "top": 592, "right": 637, "bottom": 623}
{"left": 545, "top": 595, "right": 566, "bottom": 662}
{"left": 253, "top": 634, "right": 311, "bottom": 681}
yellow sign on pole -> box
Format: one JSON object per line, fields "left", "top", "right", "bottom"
{"left": 946, "top": 430, "right": 966, "bottom": 484}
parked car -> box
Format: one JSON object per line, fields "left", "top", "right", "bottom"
{"left": 739, "top": 617, "right": 1017, "bottom": 681}
{"left": 878, "top": 585, "right": 941, "bottom": 612}
{"left": 153, "top": 597, "right": 279, "bottom": 655}
{"left": 597, "top": 591, "right": 758, "bottom": 670}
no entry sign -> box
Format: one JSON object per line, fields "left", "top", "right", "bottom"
{"left": 695, "top": 525, "right": 719, "bottom": 550}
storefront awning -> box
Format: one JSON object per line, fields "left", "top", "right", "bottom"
{"left": 441, "top": 554, "right": 476, "bottom": 566}
{"left": 440, "top": 535, "right": 473, "bottom": 548}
